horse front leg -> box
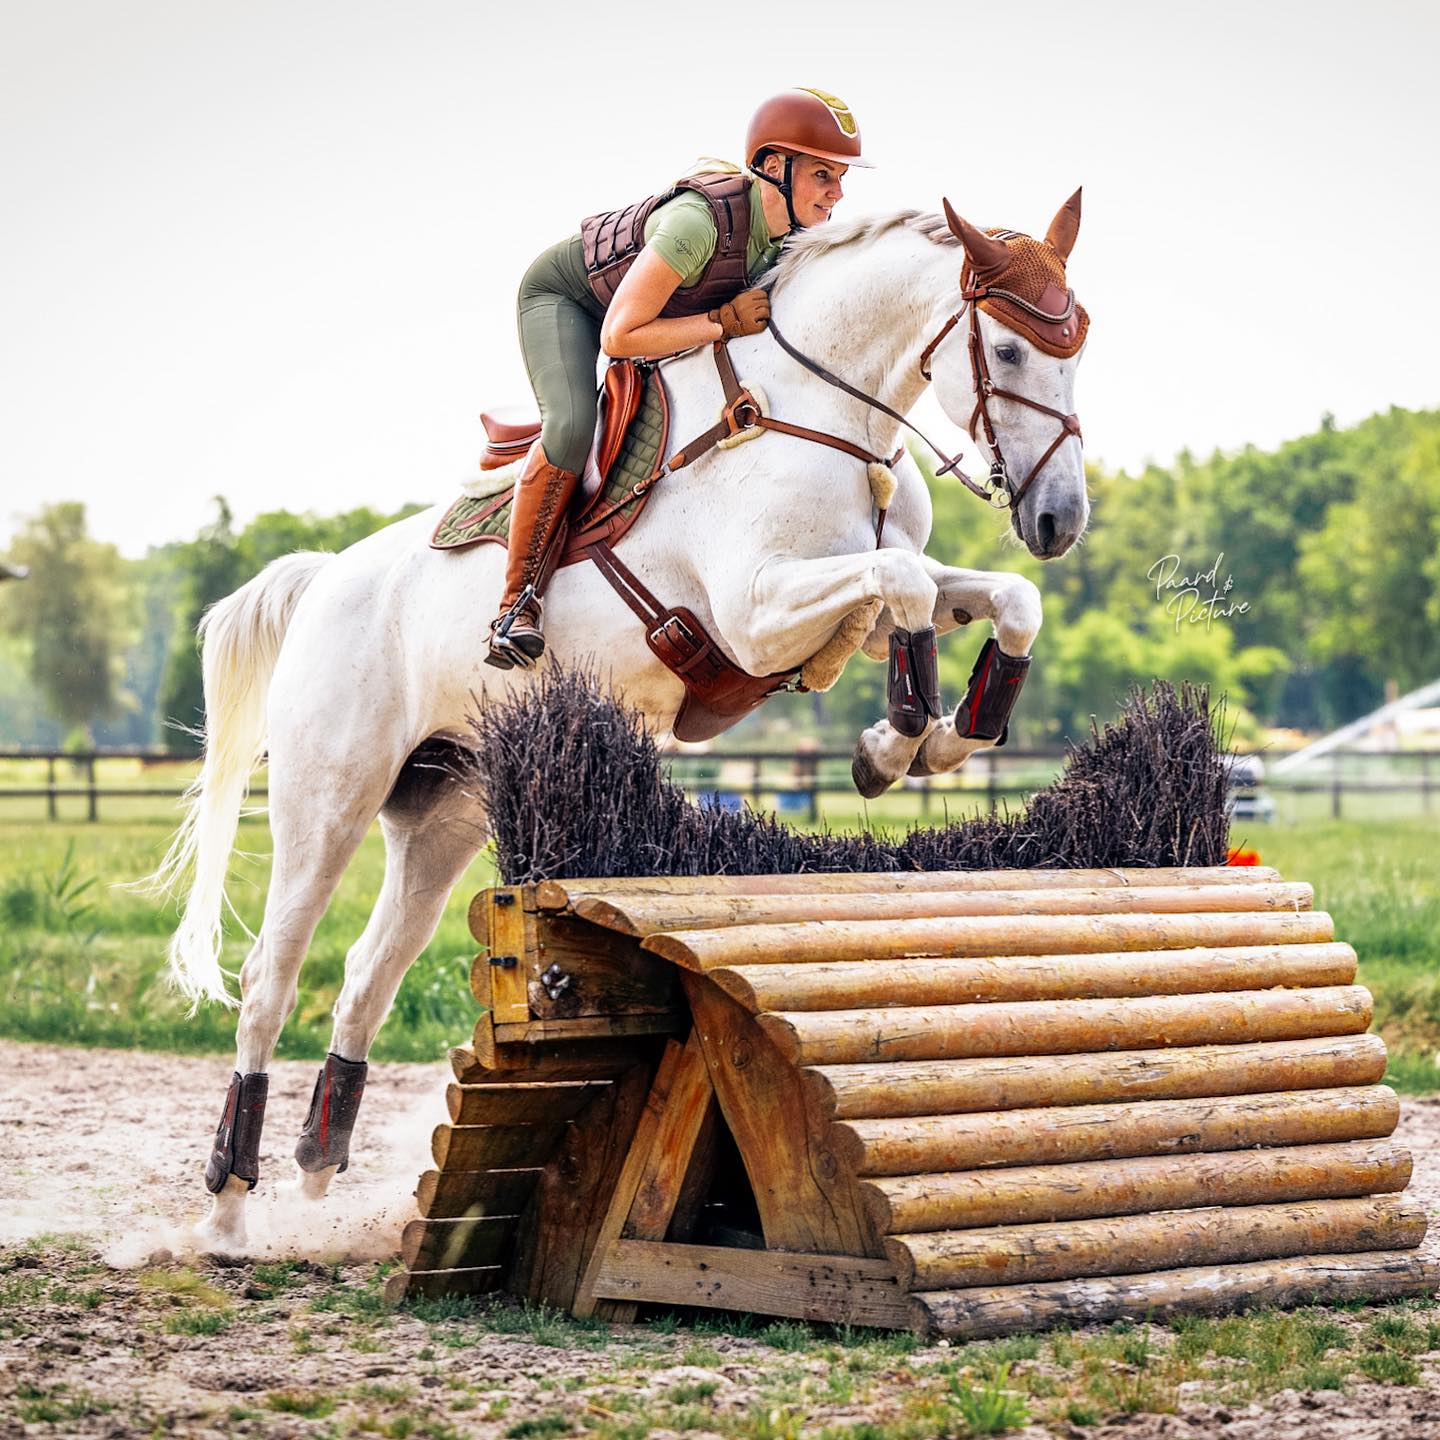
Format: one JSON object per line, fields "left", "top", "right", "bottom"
{"left": 722, "top": 548, "right": 941, "bottom": 798}
{"left": 906, "top": 560, "right": 1043, "bottom": 777}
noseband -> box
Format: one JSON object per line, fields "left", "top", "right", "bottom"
{"left": 918, "top": 281, "right": 1084, "bottom": 510}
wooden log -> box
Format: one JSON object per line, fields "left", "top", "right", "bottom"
{"left": 759, "top": 986, "right": 1371, "bottom": 1068}
{"left": 533, "top": 866, "right": 1280, "bottom": 911}
{"left": 467, "top": 1029, "right": 657, "bottom": 1080}
{"left": 863, "top": 1139, "right": 1411, "bottom": 1235}
{"left": 491, "top": 1015, "right": 687, "bottom": 1045}
{"left": 415, "top": 1168, "right": 541, "bottom": 1220}
{"left": 431, "top": 1122, "right": 568, "bottom": 1172}
{"left": 682, "top": 973, "right": 878, "bottom": 1257}
{"left": 588, "top": 1239, "right": 911, "bottom": 1329}
{"left": 577, "top": 882, "right": 1313, "bottom": 937}
{"left": 402, "top": 1215, "right": 518, "bottom": 1272}
{"left": 646, "top": 910, "right": 1334, "bottom": 973}
{"left": 714, "top": 942, "right": 1356, "bottom": 1015}
{"left": 834, "top": 1085, "right": 1399, "bottom": 1177}
{"left": 886, "top": 1194, "right": 1426, "bottom": 1290}
{"left": 385, "top": 1266, "right": 504, "bottom": 1305}
{"left": 808, "top": 1035, "right": 1390, "bottom": 1122}
{"left": 910, "top": 1250, "right": 1440, "bottom": 1340}
{"left": 446, "top": 1081, "right": 610, "bottom": 1126}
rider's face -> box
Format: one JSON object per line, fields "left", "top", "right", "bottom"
{"left": 763, "top": 152, "right": 847, "bottom": 227}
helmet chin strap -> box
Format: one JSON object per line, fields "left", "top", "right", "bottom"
{"left": 751, "top": 154, "right": 803, "bottom": 231}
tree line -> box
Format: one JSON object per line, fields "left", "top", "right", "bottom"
{"left": 2, "top": 404, "right": 1437, "bottom": 752}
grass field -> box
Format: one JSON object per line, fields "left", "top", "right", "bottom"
{"left": 1, "top": 806, "right": 1438, "bottom": 1081}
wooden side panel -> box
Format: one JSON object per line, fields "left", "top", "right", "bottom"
{"left": 516, "top": 1060, "right": 656, "bottom": 1311}
{"left": 683, "top": 973, "right": 878, "bottom": 1258}
{"left": 589, "top": 1240, "right": 911, "bottom": 1330}
{"left": 806, "top": 1036, "right": 1390, "bottom": 1122}
{"left": 465, "top": 1034, "right": 656, "bottom": 1081}
{"left": 402, "top": 1216, "right": 519, "bottom": 1272}
{"left": 416, "top": 1168, "right": 541, "bottom": 1220}
{"left": 474, "top": 889, "right": 533, "bottom": 1024}
{"left": 525, "top": 914, "right": 680, "bottom": 1021}
{"left": 431, "top": 1122, "right": 567, "bottom": 1172}
{"left": 911, "top": 1251, "right": 1440, "bottom": 1340}
{"left": 571, "top": 1038, "right": 691, "bottom": 1321}
{"left": 386, "top": 1266, "right": 505, "bottom": 1305}
{"left": 446, "top": 1081, "right": 609, "bottom": 1125}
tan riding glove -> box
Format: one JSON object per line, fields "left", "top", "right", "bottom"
{"left": 710, "top": 288, "right": 771, "bottom": 338}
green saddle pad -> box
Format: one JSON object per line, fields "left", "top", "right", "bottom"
{"left": 431, "top": 371, "right": 667, "bottom": 551}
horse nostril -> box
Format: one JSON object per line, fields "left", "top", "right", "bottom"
{"left": 1038, "top": 512, "right": 1057, "bottom": 551}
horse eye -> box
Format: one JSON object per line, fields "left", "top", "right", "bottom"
{"left": 995, "top": 344, "right": 1021, "bottom": 365}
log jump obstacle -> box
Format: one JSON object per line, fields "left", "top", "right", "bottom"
{"left": 387, "top": 866, "right": 1439, "bottom": 1337}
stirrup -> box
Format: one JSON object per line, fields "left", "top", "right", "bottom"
{"left": 485, "top": 585, "right": 543, "bottom": 670}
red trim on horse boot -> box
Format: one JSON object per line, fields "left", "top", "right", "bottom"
{"left": 955, "top": 636, "right": 1032, "bottom": 746}
{"left": 887, "top": 626, "right": 942, "bottom": 738}
{"left": 295, "top": 1053, "right": 369, "bottom": 1175}
{"left": 204, "top": 1071, "right": 269, "bottom": 1194}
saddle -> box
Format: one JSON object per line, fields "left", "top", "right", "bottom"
{"left": 434, "top": 359, "right": 797, "bottom": 742}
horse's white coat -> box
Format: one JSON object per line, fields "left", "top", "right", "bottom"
{"left": 167, "top": 207, "right": 1089, "bottom": 1248}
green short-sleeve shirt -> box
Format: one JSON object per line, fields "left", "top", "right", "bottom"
{"left": 643, "top": 175, "right": 783, "bottom": 290}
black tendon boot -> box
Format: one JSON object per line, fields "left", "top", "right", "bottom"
{"left": 954, "top": 636, "right": 1032, "bottom": 746}
{"left": 294, "top": 1053, "right": 369, "bottom": 1174}
{"left": 887, "top": 626, "right": 943, "bottom": 738}
{"left": 204, "top": 1071, "right": 270, "bottom": 1194}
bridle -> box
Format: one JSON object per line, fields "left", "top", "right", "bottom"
{"left": 648, "top": 265, "right": 1085, "bottom": 532}
{"left": 917, "top": 270, "right": 1084, "bottom": 510}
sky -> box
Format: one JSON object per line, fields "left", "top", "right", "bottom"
{"left": 2, "top": 0, "right": 1437, "bottom": 556}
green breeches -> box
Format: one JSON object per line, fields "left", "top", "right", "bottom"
{"left": 517, "top": 236, "right": 606, "bottom": 475}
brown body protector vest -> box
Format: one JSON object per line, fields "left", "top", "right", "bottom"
{"left": 580, "top": 172, "right": 753, "bottom": 317}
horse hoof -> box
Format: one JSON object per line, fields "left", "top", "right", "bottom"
{"left": 278, "top": 1165, "right": 336, "bottom": 1203}
{"left": 851, "top": 746, "right": 894, "bottom": 800}
{"left": 906, "top": 743, "right": 934, "bottom": 779}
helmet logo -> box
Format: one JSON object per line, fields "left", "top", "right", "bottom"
{"left": 796, "top": 87, "right": 857, "bottom": 137}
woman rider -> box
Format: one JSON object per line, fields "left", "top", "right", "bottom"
{"left": 486, "top": 87, "right": 871, "bottom": 669}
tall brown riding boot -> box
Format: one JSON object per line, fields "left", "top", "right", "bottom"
{"left": 485, "top": 442, "right": 581, "bottom": 670}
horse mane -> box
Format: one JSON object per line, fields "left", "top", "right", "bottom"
{"left": 764, "top": 210, "right": 958, "bottom": 292}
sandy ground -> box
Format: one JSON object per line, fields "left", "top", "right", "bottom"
{"left": 3, "top": 1039, "right": 1440, "bottom": 1438}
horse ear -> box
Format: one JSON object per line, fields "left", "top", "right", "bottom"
{"left": 942, "top": 198, "right": 1009, "bottom": 273}
{"left": 1045, "top": 187, "right": 1082, "bottom": 261}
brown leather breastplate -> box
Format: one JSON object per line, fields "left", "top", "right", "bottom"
{"left": 580, "top": 172, "right": 753, "bottom": 318}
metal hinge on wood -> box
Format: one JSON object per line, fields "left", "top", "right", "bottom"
{"left": 489, "top": 954, "right": 518, "bottom": 969}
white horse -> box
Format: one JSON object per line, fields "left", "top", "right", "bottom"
{"left": 164, "top": 194, "right": 1090, "bottom": 1250}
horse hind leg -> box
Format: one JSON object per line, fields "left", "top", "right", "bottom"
{"left": 286, "top": 746, "right": 486, "bottom": 1202}
{"left": 196, "top": 760, "right": 394, "bottom": 1253}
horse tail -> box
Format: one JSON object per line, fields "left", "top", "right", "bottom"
{"left": 150, "top": 551, "right": 333, "bottom": 1010}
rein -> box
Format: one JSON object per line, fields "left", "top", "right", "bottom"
{"left": 653, "top": 291, "right": 1082, "bottom": 524}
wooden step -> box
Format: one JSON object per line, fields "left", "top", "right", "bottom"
{"left": 645, "top": 910, "right": 1335, "bottom": 972}
{"left": 758, "top": 986, "right": 1371, "bottom": 1067}
{"left": 806, "top": 1035, "right": 1390, "bottom": 1121}
{"left": 711, "top": 942, "right": 1355, "bottom": 1014}
{"left": 886, "top": 1193, "right": 1425, "bottom": 1289}
{"left": 832, "top": 1085, "right": 1398, "bottom": 1176}
{"left": 862, "top": 1139, "right": 1411, "bottom": 1234}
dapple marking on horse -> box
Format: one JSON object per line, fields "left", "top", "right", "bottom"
{"left": 156, "top": 195, "right": 1089, "bottom": 1251}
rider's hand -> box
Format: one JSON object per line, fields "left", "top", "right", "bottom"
{"left": 710, "top": 289, "right": 771, "bottom": 339}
